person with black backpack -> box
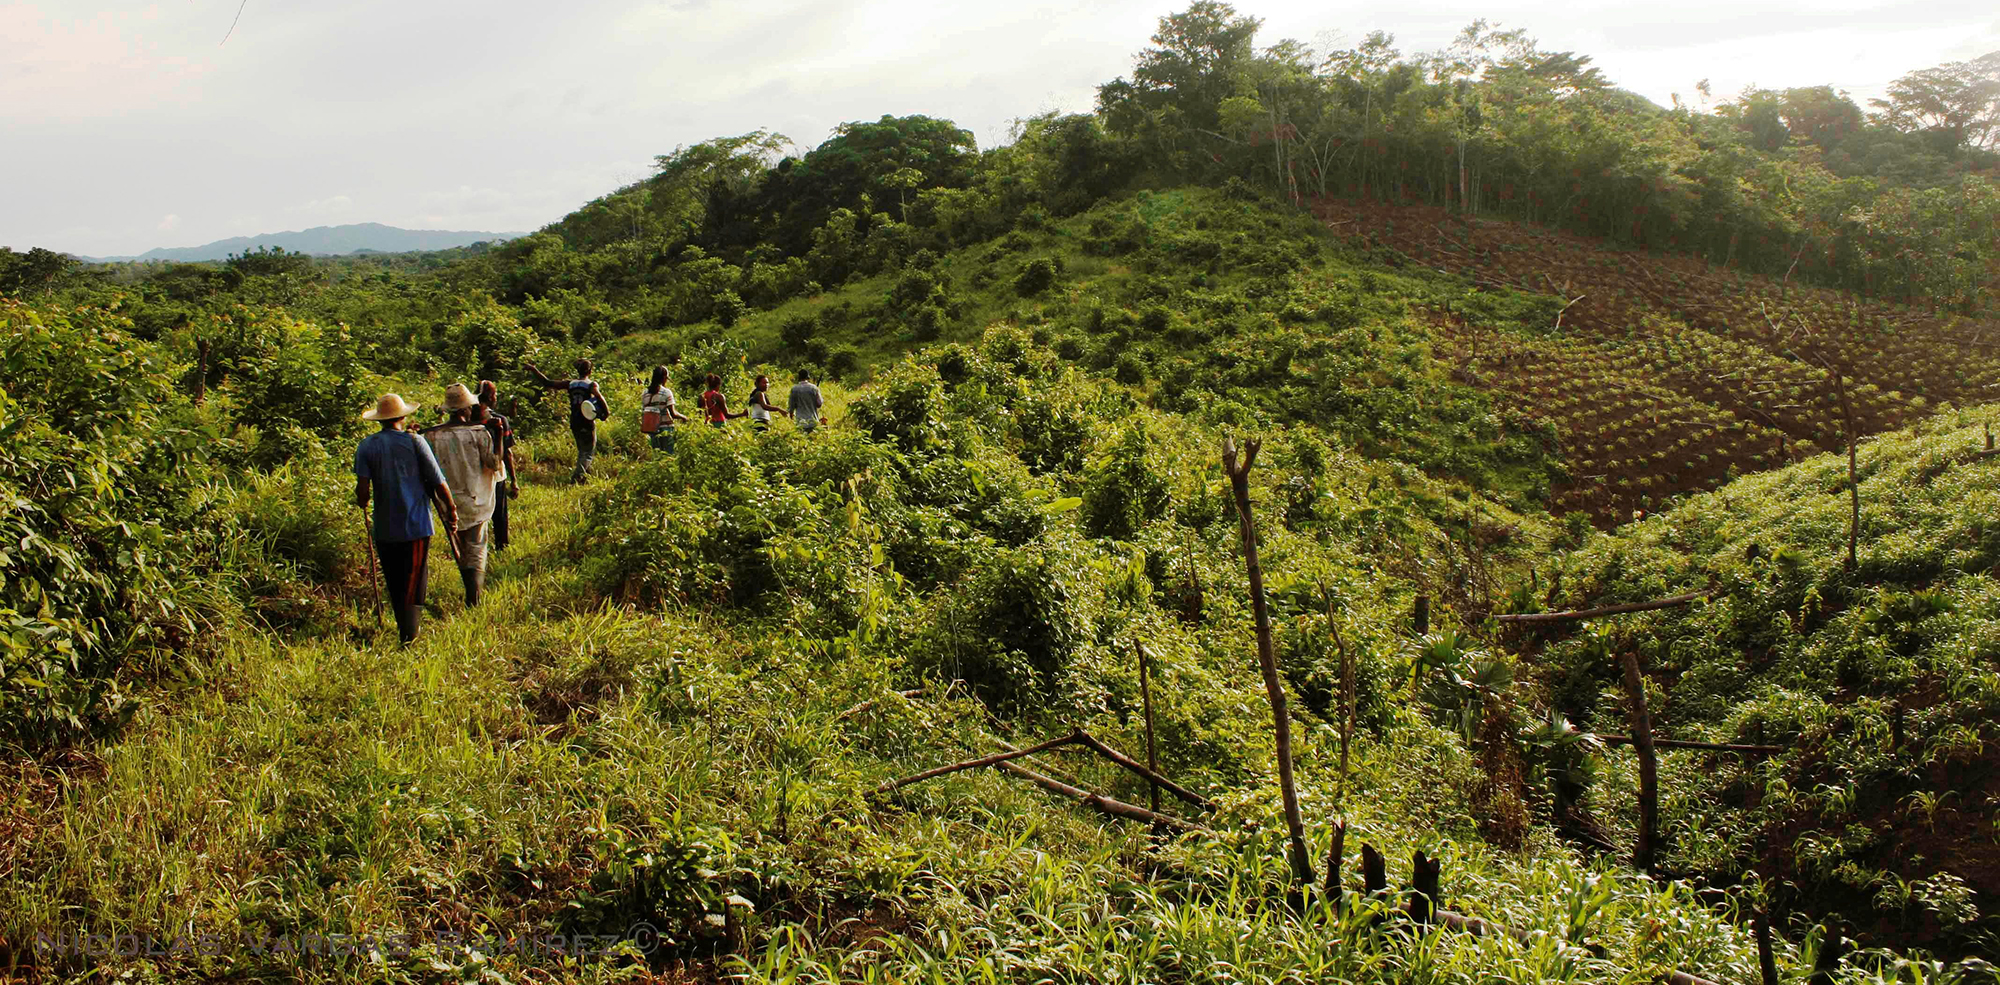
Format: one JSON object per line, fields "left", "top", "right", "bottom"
{"left": 525, "top": 357, "right": 609, "bottom": 483}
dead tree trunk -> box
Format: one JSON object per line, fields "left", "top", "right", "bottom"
{"left": 1224, "top": 437, "right": 1314, "bottom": 893}
{"left": 1410, "top": 850, "right": 1441, "bottom": 925}
{"left": 1754, "top": 910, "right": 1779, "bottom": 985}
{"left": 1324, "top": 822, "right": 1346, "bottom": 906}
{"left": 193, "top": 339, "right": 210, "bottom": 405}
{"left": 1362, "top": 843, "right": 1387, "bottom": 897}
{"left": 1618, "top": 650, "right": 1660, "bottom": 875}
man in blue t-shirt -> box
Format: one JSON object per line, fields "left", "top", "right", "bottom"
{"left": 354, "top": 393, "right": 458, "bottom": 645}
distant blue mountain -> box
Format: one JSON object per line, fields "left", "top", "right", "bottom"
{"left": 85, "top": 223, "right": 524, "bottom": 262}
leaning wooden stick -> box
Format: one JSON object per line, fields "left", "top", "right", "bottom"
{"left": 1619, "top": 650, "right": 1660, "bottom": 876}
{"left": 1071, "top": 730, "right": 1216, "bottom": 812}
{"left": 991, "top": 759, "right": 1210, "bottom": 833}
{"left": 360, "top": 508, "right": 382, "bottom": 629}
{"left": 837, "top": 688, "right": 924, "bottom": 721}
{"left": 1136, "top": 641, "right": 1161, "bottom": 815}
{"left": 1495, "top": 589, "right": 1713, "bottom": 624}
{"left": 875, "top": 732, "right": 1081, "bottom": 794}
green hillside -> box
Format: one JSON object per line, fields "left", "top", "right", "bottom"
{"left": 5, "top": 2, "right": 2000, "bottom": 981}
{"left": 1521, "top": 412, "right": 2000, "bottom": 953}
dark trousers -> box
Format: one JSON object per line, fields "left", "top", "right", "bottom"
{"left": 377, "top": 537, "right": 431, "bottom": 644}
{"left": 491, "top": 481, "right": 510, "bottom": 551}
{"left": 571, "top": 423, "right": 597, "bottom": 482}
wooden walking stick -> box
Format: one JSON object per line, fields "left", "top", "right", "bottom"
{"left": 434, "top": 499, "right": 462, "bottom": 566}
{"left": 361, "top": 508, "right": 382, "bottom": 629}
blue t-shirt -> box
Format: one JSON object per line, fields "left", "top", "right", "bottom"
{"left": 354, "top": 430, "right": 446, "bottom": 542}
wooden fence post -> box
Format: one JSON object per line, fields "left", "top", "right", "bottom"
{"left": 1224, "top": 437, "right": 1314, "bottom": 894}
{"left": 1618, "top": 650, "right": 1659, "bottom": 875}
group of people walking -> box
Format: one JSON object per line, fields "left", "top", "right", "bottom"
{"left": 353, "top": 361, "right": 825, "bottom": 644}
{"left": 353, "top": 380, "right": 517, "bottom": 644}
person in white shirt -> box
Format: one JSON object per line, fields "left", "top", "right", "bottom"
{"left": 421, "top": 383, "right": 503, "bottom": 606}
{"left": 788, "top": 369, "right": 826, "bottom": 432}
{"left": 640, "top": 364, "right": 688, "bottom": 454}
{"left": 746, "top": 374, "right": 791, "bottom": 433}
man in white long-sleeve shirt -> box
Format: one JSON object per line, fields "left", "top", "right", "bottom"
{"left": 421, "top": 383, "right": 502, "bottom": 606}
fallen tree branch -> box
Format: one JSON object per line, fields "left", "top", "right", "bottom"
{"left": 1071, "top": 730, "right": 1218, "bottom": 812}
{"left": 837, "top": 688, "right": 924, "bottom": 721}
{"left": 1589, "top": 733, "right": 1784, "bottom": 755}
{"left": 876, "top": 733, "right": 1080, "bottom": 794}
{"left": 992, "top": 759, "right": 1211, "bottom": 833}
{"left": 1555, "top": 294, "right": 1587, "bottom": 331}
{"left": 1496, "top": 589, "right": 1715, "bottom": 624}
{"left": 878, "top": 732, "right": 1214, "bottom": 833}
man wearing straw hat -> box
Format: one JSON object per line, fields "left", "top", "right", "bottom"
{"left": 354, "top": 392, "right": 457, "bottom": 644}
{"left": 423, "top": 383, "right": 503, "bottom": 607}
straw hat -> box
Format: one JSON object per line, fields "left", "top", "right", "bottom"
{"left": 361, "top": 393, "right": 420, "bottom": 421}
{"left": 443, "top": 383, "right": 478, "bottom": 411}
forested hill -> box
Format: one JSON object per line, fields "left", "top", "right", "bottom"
{"left": 79, "top": 222, "right": 524, "bottom": 263}
{"left": 5, "top": 2, "right": 2000, "bottom": 980}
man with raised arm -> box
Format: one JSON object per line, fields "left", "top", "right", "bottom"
{"left": 524, "top": 357, "right": 609, "bottom": 483}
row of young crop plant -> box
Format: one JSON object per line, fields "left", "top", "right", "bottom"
{"left": 1434, "top": 319, "right": 1790, "bottom": 522}
{"left": 1322, "top": 199, "right": 2000, "bottom": 419}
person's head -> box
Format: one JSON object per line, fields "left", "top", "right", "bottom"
{"left": 754, "top": 374, "right": 769, "bottom": 390}
{"left": 705, "top": 373, "right": 721, "bottom": 390}
{"left": 574, "top": 357, "right": 593, "bottom": 379}
{"left": 361, "top": 393, "right": 419, "bottom": 430}
{"left": 477, "top": 379, "right": 498, "bottom": 408}
{"left": 796, "top": 368, "right": 812, "bottom": 382}
{"left": 444, "top": 382, "right": 479, "bottom": 422}
{"left": 649, "top": 364, "right": 669, "bottom": 391}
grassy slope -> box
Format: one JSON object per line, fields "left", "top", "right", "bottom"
{"left": 7, "top": 370, "right": 1794, "bottom": 983}
{"left": 602, "top": 187, "right": 1564, "bottom": 508}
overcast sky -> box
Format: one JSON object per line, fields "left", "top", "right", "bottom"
{"left": 5, "top": 0, "right": 1994, "bottom": 256}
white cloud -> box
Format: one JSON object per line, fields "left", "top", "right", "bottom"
{"left": 156, "top": 213, "right": 180, "bottom": 231}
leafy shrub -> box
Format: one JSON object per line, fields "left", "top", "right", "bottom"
{"left": 780, "top": 312, "right": 819, "bottom": 350}
{"left": 911, "top": 539, "right": 1105, "bottom": 715}
{"left": 0, "top": 301, "right": 231, "bottom": 746}
{"left": 1080, "top": 422, "right": 1172, "bottom": 541}
{"left": 1014, "top": 257, "right": 1062, "bottom": 297}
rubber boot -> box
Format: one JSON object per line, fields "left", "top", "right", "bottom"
{"left": 460, "top": 566, "right": 482, "bottom": 608}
